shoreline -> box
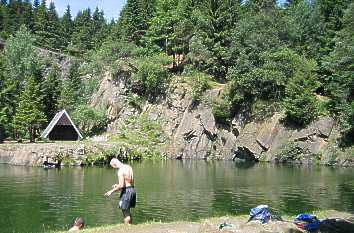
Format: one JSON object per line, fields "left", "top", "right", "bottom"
{"left": 0, "top": 141, "right": 353, "bottom": 167}
{"left": 52, "top": 210, "right": 354, "bottom": 233}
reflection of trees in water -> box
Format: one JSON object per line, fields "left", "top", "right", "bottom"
{"left": 337, "top": 181, "right": 354, "bottom": 211}
{"left": 2, "top": 162, "right": 354, "bottom": 232}
{"left": 233, "top": 161, "right": 255, "bottom": 169}
{"left": 133, "top": 160, "right": 215, "bottom": 222}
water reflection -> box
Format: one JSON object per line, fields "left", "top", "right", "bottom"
{"left": 0, "top": 161, "right": 354, "bottom": 233}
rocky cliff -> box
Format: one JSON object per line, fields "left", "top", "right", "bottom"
{"left": 0, "top": 70, "right": 352, "bottom": 167}
{"left": 90, "top": 71, "right": 354, "bottom": 166}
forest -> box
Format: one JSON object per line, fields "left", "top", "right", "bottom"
{"left": 0, "top": 0, "right": 353, "bottom": 146}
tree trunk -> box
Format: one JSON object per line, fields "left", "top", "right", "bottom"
{"left": 0, "top": 124, "right": 4, "bottom": 143}
{"left": 29, "top": 126, "right": 34, "bottom": 143}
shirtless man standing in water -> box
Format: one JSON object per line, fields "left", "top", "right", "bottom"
{"left": 104, "top": 158, "right": 136, "bottom": 224}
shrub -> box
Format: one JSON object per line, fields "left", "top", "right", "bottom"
{"left": 71, "top": 105, "right": 107, "bottom": 137}
{"left": 127, "top": 92, "right": 145, "bottom": 111}
{"left": 212, "top": 98, "right": 232, "bottom": 125}
{"left": 132, "top": 58, "right": 170, "bottom": 99}
{"left": 274, "top": 141, "right": 302, "bottom": 162}
{"left": 282, "top": 73, "right": 319, "bottom": 126}
{"left": 84, "top": 39, "right": 141, "bottom": 74}
{"left": 191, "top": 74, "right": 211, "bottom": 102}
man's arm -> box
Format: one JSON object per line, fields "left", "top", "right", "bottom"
{"left": 104, "top": 170, "right": 125, "bottom": 197}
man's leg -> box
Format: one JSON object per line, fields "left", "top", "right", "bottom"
{"left": 122, "top": 209, "right": 132, "bottom": 224}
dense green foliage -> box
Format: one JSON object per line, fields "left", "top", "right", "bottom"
{"left": 0, "top": 0, "right": 108, "bottom": 53}
{"left": 71, "top": 105, "right": 107, "bottom": 137}
{"left": 191, "top": 74, "right": 211, "bottom": 102}
{"left": 0, "top": 0, "right": 353, "bottom": 144}
{"left": 132, "top": 55, "right": 170, "bottom": 99}
{"left": 12, "top": 76, "right": 46, "bottom": 142}
{"left": 274, "top": 141, "right": 302, "bottom": 162}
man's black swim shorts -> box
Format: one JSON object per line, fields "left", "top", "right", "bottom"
{"left": 119, "top": 187, "right": 136, "bottom": 210}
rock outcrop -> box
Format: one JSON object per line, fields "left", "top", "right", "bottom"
{"left": 2, "top": 70, "right": 351, "bottom": 166}
{"left": 86, "top": 71, "right": 353, "bottom": 166}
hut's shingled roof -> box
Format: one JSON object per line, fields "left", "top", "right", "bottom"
{"left": 40, "top": 109, "right": 83, "bottom": 139}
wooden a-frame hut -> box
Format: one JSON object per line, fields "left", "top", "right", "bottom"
{"left": 41, "top": 109, "right": 83, "bottom": 141}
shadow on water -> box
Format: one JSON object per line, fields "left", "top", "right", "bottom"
{"left": 233, "top": 161, "right": 256, "bottom": 169}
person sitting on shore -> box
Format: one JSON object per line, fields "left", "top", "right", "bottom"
{"left": 69, "top": 217, "right": 85, "bottom": 231}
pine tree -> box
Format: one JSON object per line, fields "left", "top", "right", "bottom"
{"left": 22, "top": 0, "right": 33, "bottom": 30}
{"left": 69, "top": 8, "right": 93, "bottom": 54}
{"left": 6, "top": 0, "right": 21, "bottom": 35}
{"left": 33, "top": 0, "right": 48, "bottom": 48}
{"left": 13, "top": 76, "right": 46, "bottom": 142}
{"left": 316, "top": 0, "right": 352, "bottom": 57}
{"left": 190, "top": 0, "right": 241, "bottom": 80}
{"left": 246, "top": 0, "right": 276, "bottom": 13}
{"left": 283, "top": 73, "right": 319, "bottom": 126}
{"left": 92, "top": 7, "right": 108, "bottom": 48}
{"left": 42, "top": 65, "right": 62, "bottom": 121}
{"left": 57, "top": 61, "right": 82, "bottom": 113}
{"left": 60, "top": 5, "right": 73, "bottom": 50}
{"left": 119, "top": 0, "right": 145, "bottom": 44}
{"left": 284, "top": 1, "right": 322, "bottom": 59}
{"left": 284, "top": 0, "right": 301, "bottom": 7}
{"left": 0, "top": 3, "right": 4, "bottom": 33}
{"left": 140, "top": 0, "right": 156, "bottom": 31}
{"left": 2, "top": 25, "right": 43, "bottom": 137}
{"left": 46, "top": 1, "right": 60, "bottom": 50}
{"left": 325, "top": 2, "right": 354, "bottom": 133}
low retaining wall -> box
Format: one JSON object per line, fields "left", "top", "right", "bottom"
{"left": 0, "top": 143, "right": 89, "bottom": 166}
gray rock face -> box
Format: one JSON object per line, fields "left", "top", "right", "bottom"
{"left": 256, "top": 113, "right": 282, "bottom": 150}
{"left": 86, "top": 71, "right": 348, "bottom": 165}
{"left": 316, "top": 116, "right": 335, "bottom": 138}
{"left": 169, "top": 86, "right": 239, "bottom": 160}
{"left": 172, "top": 103, "right": 214, "bottom": 159}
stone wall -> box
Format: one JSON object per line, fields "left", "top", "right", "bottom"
{"left": 0, "top": 143, "right": 90, "bottom": 166}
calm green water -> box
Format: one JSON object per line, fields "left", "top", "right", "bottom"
{"left": 0, "top": 160, "right": 354, "bottom": 233}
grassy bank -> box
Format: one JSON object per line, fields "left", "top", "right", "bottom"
{"left": 53, "top": 210, "right": 354, "bottom": 233}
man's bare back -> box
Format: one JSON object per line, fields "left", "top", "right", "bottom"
{"left": 118, "top": 165, "right": 134, "bottom": 188}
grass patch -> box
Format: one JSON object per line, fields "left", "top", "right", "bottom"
{"left": 50, "top": 210, "right": 352, "bottom": 233}
{"left": 109, "top": 113, "right": 168, "bottom": 159}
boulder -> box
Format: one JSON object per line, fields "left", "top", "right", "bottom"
{"left": 256, "top": 113, "right": 282, "bottom": 150}
{"left": 235, "top": 121, "right": 264, "bottom": 158}
{"left": 233, "top": 146, "right": 258, "bottom": 161}
{"left": 315, "top": 116, "right": 335, "bottom": 138}
{"left": 291, "top": 126, "right": 317, "bottom": 142}
{"left": 297, "top": 136, "right": 328, "bottom": 155}
{"left": 218, "top": 129, "right": 237, "bottom": 160}
{"left": 267, "top": 126, "right": 294, "bottom": 160}
{"left": 199, "top": 107, "right": 217, "bottom": 141}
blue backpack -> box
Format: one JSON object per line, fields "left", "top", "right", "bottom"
{"left": 248, "top": 205, "right": 271, "bottom": 224}
{"left": 294, "top": 214, "right": 322, "bottom": 231}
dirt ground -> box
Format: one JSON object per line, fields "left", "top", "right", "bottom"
{"left": 67, "top": 210, "right": 354, "bottom": 233}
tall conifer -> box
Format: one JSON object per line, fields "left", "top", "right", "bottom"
{"left": 13, "top": 76, "right": 46, "bottom": 142}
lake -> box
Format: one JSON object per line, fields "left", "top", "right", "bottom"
{"left": 0, "top": 160, "right": 353, "bottom": 233}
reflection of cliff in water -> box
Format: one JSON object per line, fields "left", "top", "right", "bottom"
{"left": 1, "top": 162, "right": 354, "bottom": 233}
{"left": 338, "top": 181, "right": 354, "bottom": 211}
{"left": 233, "top": 161, "right": 255, "bottom": 169}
